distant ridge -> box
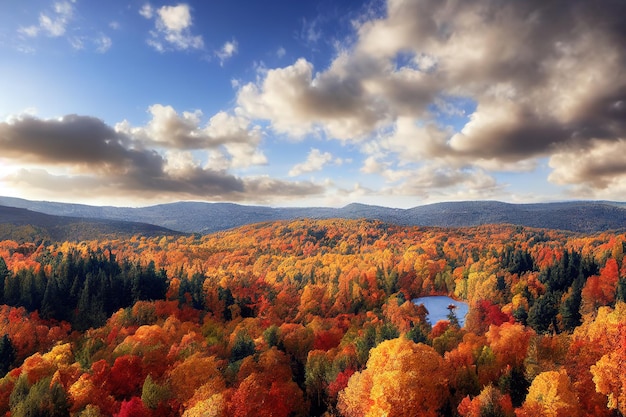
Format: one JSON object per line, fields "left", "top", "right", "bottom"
{"left": 1, "top": 196, "right": 625, "bottom": 234}
{"left": 0, "top": 204, "right": 181, "bottom": 242}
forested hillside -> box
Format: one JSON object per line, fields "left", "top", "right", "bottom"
{"left": 3, "top": 196, "right": 626, "bottom": 234}
{"left": 0, "top": 219, "right": 624, "bottom": 416}
{"left": 0, "top": 205, "right": 181, "bottom": 242}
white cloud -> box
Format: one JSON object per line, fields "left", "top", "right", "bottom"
{"left": 39, "top": 8, "right": 71, "bottom": 36}
{"left": 18, "top": 26, "right": 39, "bottom": 38}
{"left": 143, "top": 3, "right": 204, "bottom": 51}
{"left": 224, "top": 142, "right": 268, "bottom": 169}
{"left": 67, "top": 34, "right": 112, "bottom": 53}
{"left": 115, "top": 104, "right": 266, "bottom": 169}
{"left": 300, "top": 17, "right": 322, "bottom": 46}
{"left": 237, "top": 58, "right": 390, "bottom": 140}
{"left": 360, "top": 156, "right": 412, "bottom": 182}
{"left": 9, "top": 0, "right": 626, "bottom": 204}
{"left": 95, "top": 35, "right": 112, "bottom": 53}
{"left": 157, "top": 4, "right": 192, "bottom": 32}
{"left": 289, "top": 148, "right": 342, "bottom": 177}
{"left": 68, "top": 36, "right": 84, "bottom": 50}
{"left": 380, "top": 164, "right": 505, "bottom": 202}
{"left": 146, "top": 38, "right": 164, "bottom": 53}
{"left": 216, "top": 40, "right": 238, "bottom": 65}
{"left": 0, "top": 112, "right": 321, "bottom": 204}
{"left": 361, "top": 156, "right": 384, "bottom": 174}
{"left": 16, "top": 2, "right": 114, "bottom": 54}
{"left": 18, "top": 1, "right": 75, "bottom": 38}
{"left": 139, "top": 4, "right": 154, "bottom": 19}
{"left": 549, "top": 139, "right": 626, "bottom": 193}
{"left": 236, "top": 0, "right": 626, "bottom": 201}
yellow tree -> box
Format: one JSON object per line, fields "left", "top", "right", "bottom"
{"left": 167, "top": 354, "right": 224, "bottom": 406}
{"left": 518, "top": 369, "right": 580, "bottom": 417}
{"left": 590, "top": 323, "right": 626, "bottom": 415}
{"left": 338, "top": 338, "right": 450, "bottom": 417}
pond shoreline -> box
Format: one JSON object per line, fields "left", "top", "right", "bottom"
{"left": 412, "top": 295, "right": 470, "bottom": 327}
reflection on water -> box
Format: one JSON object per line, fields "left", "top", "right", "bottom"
{"left": 412, "top": 296, "right": 469, "bottom": 327}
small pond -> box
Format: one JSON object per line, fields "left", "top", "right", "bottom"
{"left": 412, "top": 295, "right": 469, "bottom": 327}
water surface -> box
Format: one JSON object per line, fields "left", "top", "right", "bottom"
{"left": 412, "top": 295, "right": 469, "bottom": 327}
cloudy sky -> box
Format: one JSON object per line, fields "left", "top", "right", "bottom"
{"left": 1, "top": 0, "right": 625, "bottom": 208}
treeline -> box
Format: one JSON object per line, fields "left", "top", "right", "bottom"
{"left": 0, "top": 248, "right": 167, "bottom": 330}
{"left": 501, "top": 247, "right": 598, "bottom": 332}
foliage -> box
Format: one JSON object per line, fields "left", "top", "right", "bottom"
{"left": 0, "top": 220, "right": 624, "bottom": 416}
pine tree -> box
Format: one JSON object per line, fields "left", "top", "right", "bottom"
{"left": 0, "top": 256, "right": 8, "bottom": 303}
{"left": 0, "top": 334, "right": 16, "bottom": 376}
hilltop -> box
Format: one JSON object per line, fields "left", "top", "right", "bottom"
{"left": 1, "top": 196, "right": 625, "bottom": 234}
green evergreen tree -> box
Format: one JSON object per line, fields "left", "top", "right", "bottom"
{"left": 263, "top": 325, "right": 280, "bottom": 348}
{"left": 41, "top": 275, "right": 62, "bottom": 321}
{"left": 231, "top": 330, "right": 256, "bottom": 362}
{"left": 3, "top": 272, "right": 20, "bottom": 306}
{"left": 75, "top": 273, "right": 106, "bottom": 331}
{"left": 447, "top": 304, "right": 461, "bottom": 328}
{"left": 528, "top": 291, "right": 560, "bottom": 333}
{"left": 560, "top": 274, "right": 584, "bottom": 331}
{"left": 406, "top": 325, "right": 429, "bottom": 345}
{"left": 617, "top": 277, "right": 626, "bottom": 302}
{"left": 375, "top": 322, "right": 400, "bottom": 344}
{"left": 0, "top": 334, "right": 16, "bottom": 376}
{"left": 498, "top": 366, "right": 530, "bottom": 407}
{"left": 18, "top": 269, "right": 36, "bottom": 311}
{"left": 0, "top": 256, "right": 8, "bottom": 303}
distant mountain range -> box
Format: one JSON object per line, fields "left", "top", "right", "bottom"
{"left": 1, "top": 196, "right": 626, "bottom": 236}
{"left": 0, "top": 205, "right": 180, "bottom": 242}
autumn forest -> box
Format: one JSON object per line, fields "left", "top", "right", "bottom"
{"left": 0, "top": 219, "right": 625, "bottom": 416}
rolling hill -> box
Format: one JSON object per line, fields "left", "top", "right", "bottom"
{"left": 0, "top": 205, "right": 181, "bottom": 242}
{"left": 1, "top": 196, "right": 625, "bottom": 234}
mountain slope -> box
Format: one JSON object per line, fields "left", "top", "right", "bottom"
{"left": 1, "top": 196, "right": 625, "bottom": 234}
{"left": 405, "top": 201, "right": 626, "bottom": 233}
{"left": 0, "top": 205, "right": 181, "bottom": 242}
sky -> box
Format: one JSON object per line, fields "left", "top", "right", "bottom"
{"left": 1, "top": 0, "right": 625, "bottom": 208}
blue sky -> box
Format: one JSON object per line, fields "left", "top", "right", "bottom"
{"left": 1, "top": 0, "right": 625, "bottom": 208}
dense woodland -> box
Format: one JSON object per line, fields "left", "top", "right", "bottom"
{"left": 0, "top": 219, "right": 624, "bottom": 416}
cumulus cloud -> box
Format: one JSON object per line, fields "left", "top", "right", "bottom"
{"left": 359, "top": 156, "right": 412, "bottom": 183}
{"left": 142, "top": 3, "right": 203, "bottom": 51}
{"left": 288, "top": 148, "right": 343, "bottom": 177}
{"left": 360, "top": 156, "right": 384, "bottom": 175}
{"left": 235, "top": 0, "right": 626, "bottom": 198}
{"left": 381, "top": 164, "right": 505, "bottom": 202}
{"left": 549, "top": 139, "right": 626, "bottom": 192}
{"left": 114, "top": 105, "right": 266, "bottom": 169}
{"left": 8, "top": 0, "right": 626, "bottom": 203}
{"left": 237, "top": 58, "right": 391, "bottom": 140}
{"left": 0, "top": 112, "right": 321, "bottom": 203}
